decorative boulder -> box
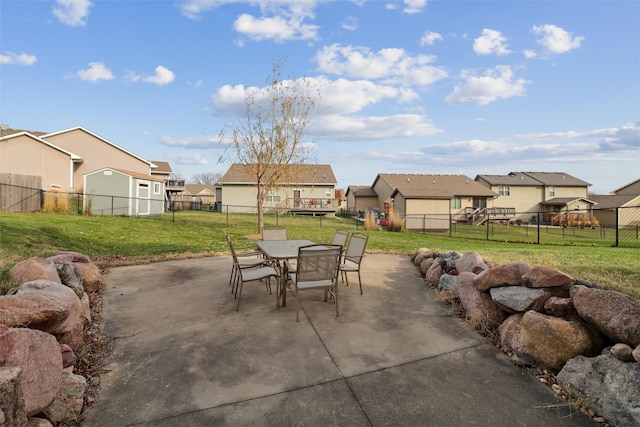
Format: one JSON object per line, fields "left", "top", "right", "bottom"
{"left": 438, "top": 251, "right": 461, "bottom": 273}
{"left": 54, "top": 262, "right": 85, "bottom": 299}
{"left": 455, "top": 252, "right": 487, "bottom": 274}
{"left": 558, "top": 354, "right": 640, "bottom": 427}
{"left": 0, "top": 367, "right": 27, "bottom": 427}
{"left": 437, "top": 274, "right": 458, "bottom": 294}
{"left": 473, "top": 261, "right": 532, "bottom": 291}
{"left": 42, "top": 371, "right": 87, "bottom": 423}
{"left": 490, "top": 286, "right": 551, "bottom": 314}
{"left": 424, "top": 261, "right": 443, "bottom": 288}
{"left": 522, "top": 265, "right": 573, "bottom": 289}
{"left": 457, "top": 272, "right": 506, "bottom": 328}
{"left": 498, "top": 313, "right": 534, "bottom": 366}
{"left": 610, "top": 343, "right": 635, "bottom": 362}
{"left": 544, "top": 296, "right": 576, "bottom": 318}
{"left": 0, "top": 280, "right": 85, "bottom": 350}
{"left": 571, "top": 285, "right": 640, "bottom": 347}
{"left": 73, "top": 262, "right": 103, "bottom": 293}
{"left": 46, "top": 251, "right": 92, "bottom": 264}
{"left": 3, "top": 328, "right": 63, "bottom": 416}
{"left": 521, "top": 310, "right": 603, "bottom": 371}
{"left": 8, "top": 257, "right": 61, "bottom": 287}
{"left": 420, "top": 257, "right": 435, "bottom": 276}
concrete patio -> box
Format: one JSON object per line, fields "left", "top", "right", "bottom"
{"left": 83, "top": 254, "right": 597, "bottom": 426}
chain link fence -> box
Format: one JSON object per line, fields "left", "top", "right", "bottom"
{"left": 406, "top": 206, "right": 640, "bottom": 248}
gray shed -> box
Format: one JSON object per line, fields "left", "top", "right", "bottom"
{"left": 83, "top": 167, "right": 165, "bottom": 216}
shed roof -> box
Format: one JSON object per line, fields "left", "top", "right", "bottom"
{"left": 218, "top": 163, "right": 337, "bottom": 185}
{"left": 612, "top": 178, "right": 640, "bottom": 194}
{"left": 589, "top": 194, "right": 640, "bottom": 209}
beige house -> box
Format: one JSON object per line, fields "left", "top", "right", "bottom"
{"left": 173, "top": 184, "right": 216, "bottom": 210}
{"left": 0, "top": 131, "right": 81, "bottom": 192}
{"left": 217, "top": 163, "right": 337, "bottom": 214}
{"left": 345, "top": 185, "right": 378, "bottom": 217}
{"left": 612, "top": 178, "right": 640, "bottom": 195}
{"left": 475, "top": 172, "right": 592, "bottom": 223}
{"left": 43, "top": 127, "right": 154, "bottom": 193}
{"left": 589, "top": 194, "right": 640, "bottom": 228}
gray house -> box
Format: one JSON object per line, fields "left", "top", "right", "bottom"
{"left": 83, "top": 168, "right": 165, "bottom": 216}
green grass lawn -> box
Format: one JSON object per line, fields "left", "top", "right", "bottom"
{"left": 1, "top": 210, "right": 638, "bottom": 299}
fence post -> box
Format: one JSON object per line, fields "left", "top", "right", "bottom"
{"left": 449, "top": 214, "right": 452, "bottom": 237}
{"left": 615, "top": 207, "right": 619, "bottom": 247}
{"left": 537, "top": 212, "right": 540, "bottom": 244}
{"left": 485, "top": 211, "right": 489, "bottom": 240}
{"left": 225, "top": 205, "right": 229, "bottom": 226}
{"left": 422, "top": 215, "right": 426, "bottom": 234}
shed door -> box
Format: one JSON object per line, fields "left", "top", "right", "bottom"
{"left": 137, "top": 181, "right": 150, "bottom": 215}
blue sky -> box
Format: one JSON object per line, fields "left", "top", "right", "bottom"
{"left": 1, "top": 0, "right": 638, "bottom": 194}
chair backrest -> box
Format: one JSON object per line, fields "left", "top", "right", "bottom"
{"left": 224, "top": 231, "right": 239, "bottom": 263}
{"left": 331, "top": 230, "right": 349, "bottom": 249}
{"left": 344, "top": 233, "right": 368, "bottom": 265}
{"left": 295, "top": 244, "right": 342, "bottom": 284}
{"left": 262, "top": 228, "right": 288, "bottom": 240}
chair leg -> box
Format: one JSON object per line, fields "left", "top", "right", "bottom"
{"left": 294, "top": 288, "right": 300, "bottom": 322}
{"left": 357, "top": 270, "right": 363, "bottom": 295}
{"left": 334, "top": 285, "right": 339, "bottom": 317}
{"left": 235, "top": 280, "right": 244, "bottom": 311}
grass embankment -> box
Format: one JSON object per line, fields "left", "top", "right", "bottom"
{"left": 1, "top": 211, "right": 638, "bottom": 299}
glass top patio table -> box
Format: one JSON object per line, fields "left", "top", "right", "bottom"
{"left": 256, "top": 239, "right": 315, "bottom": 260}
{"left": 256, "top": 239, "right": 315, "bottom": 308}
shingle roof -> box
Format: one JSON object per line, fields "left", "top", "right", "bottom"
{"left": 184, "top": 184, "right": 215, "bottom": 195}
{"left": 151, "top": 161, "right": 172, "bottom": 173}
{"left": 476, "top": 172, "right": 591, "bottom": 187}
{"left": 347, "top": 186, "right": 377, "bottom": 197}
{"left": 612, "top": 178, "right": 640, "bottom": 194}
{"left": 589, "top": 194, "right": 640, "bottom": 209}
{"left": 539, "top": 197, "right": 595, "bottom": 206}
{"left": 378, "top": 174, "right": 497, "bottom": 198}
{"left": 218, "top": 163, "right": 336, "bottom": 185}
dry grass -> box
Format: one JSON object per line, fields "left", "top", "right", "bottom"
{"left": 364, "top": 212, "right": 381, "bottom": 231}
{"left": 386, "top": 214, "right": 405, "bottom": 232}
{"left": 42, "top": 192, "right": 70, "bottom": 213}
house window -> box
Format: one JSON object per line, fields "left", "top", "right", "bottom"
{"left": 266, "top": 191, "right": 281, "bottom": 203}
{"left": 325, "top": 189, "right": 333, "bottom": 198}
{"left": 549, "top": 186, "right": 555, "bottom": 196}
{"left": 451, "top": 197, "right": 461, "bottom": 209}
{"left": 498, "top": 185, "right": 510, "bottom": 196}
{"left": 153, "top": 182, "right": 161, "bottom": 194}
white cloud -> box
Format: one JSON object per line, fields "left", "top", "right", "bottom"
{"left": 402, "top": 0, "right": 428, "bottom": 14}
{"left": 53, "top": 0, "right": 92, "bottom": 27}
{"left": 212, "top": 76, "right": 417, "bottom": 117}
{"left": 341, "top": 16, "right": 358, "bottom": 31}
{"left": 233, "top": 13, "right": 319, "bottom": 42}
{"left": 314, "top": 44, "right": 447, "bottom": 87}
{"left": 523, "top": 49, "right": 537, "bottom": 59}
{"left": 74, "top": 62, "right": 113, "bottom": 82}
{"left": 420, "top": 31, "right": 442, "bottom": 46}
{"left": 313, "top": 113, "right": 442, "bottom": 140}
{"left": 445, "top": 65, "right": 529, "bottom": 105}
{"left": 0, "top": 51, "right": 37, "bottom": 66}
{"left": 161, "top": 135, "right": 223, "bottom": 149}
{"left": 473, "top": 29, "right": 511, "bottom": 56}
{"left": 143, "top": 66, "right": 176, "bottom": 86}
{"left": 532, "top": 24, "right": 584, "bottom": 55}
{"left": 166, "top": 152, "right": 209, "bottom": 165}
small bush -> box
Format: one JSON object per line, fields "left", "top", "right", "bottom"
{"left": 364, "top": 212, "right": 381, "bottom": 231}
{"left": 386, "top": 215, "right": 405, "bottom": 232}
{"left": 42, "top": 192, "right": 70, "bottom": 213}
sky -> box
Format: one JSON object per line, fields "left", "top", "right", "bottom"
{"left": 1, "top": 0, "right": 639, "bottom": 194}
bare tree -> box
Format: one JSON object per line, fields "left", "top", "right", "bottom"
{"left": 219, "top": 58, "right": 320, "bottom": 233}
{"left": 191, "top": 172, "right": 222, "bottom": 185}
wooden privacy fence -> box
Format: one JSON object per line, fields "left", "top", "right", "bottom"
{"left": 0, "top": 174, "right": 42, "bottom": 212}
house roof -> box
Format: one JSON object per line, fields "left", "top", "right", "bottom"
{"left": 0, "top": 131, "right": 83, "bottom": 162}
{"left": 184, "top": 184, "right": 215, "bottom": 195}
{"left": 589, "top": 194, "right": 640, "bottom": 209}
{"left": 346, "top": 186, "right": 377, "bottom": 197}
{"left": 475, "top": 171, "right": 591, "bottom": 187}
{"left": 218, "top": 163, "right": 337, "bottom": 185}
{"left": 378, "top": 174, "right": 497, "bottom": 198}
{"left": 539, "top": 197, "right": 595, "bottom": 206}
{"left": 150, "top": 161, "right": 172, "bottom": 174}
{"left": 42, "top": 126, "right": 153, "bottom": 167}
{"left": 1, "top": 127, "right": 49, "bottom": 137}
{"left": 612, "top": 178, "right": 640, "bottom": 194}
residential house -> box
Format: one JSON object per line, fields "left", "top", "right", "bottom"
{"left": 346, "top": 185, "right": 378, "bottom": 217}
{"left": 83, "top": 168, "right": 165, "bottom": 216}
{"left": 174, "top": 184, "right": 216, "bottom": 210}
{"left": 475, "top": 172, "right": 593, "bottom": 223}
{"left": 42, "top": 126, "right": 154, "bottom": 193}
{"left": 590, "top": 193, "right": 640, "bottom": 228}
{"left": 612, "top": 178, "right": 640, "bottom": 195}
{"left": 0, "top": 131, "right": 82, "bottom": 193}
{"left": 216, "top": 163, "right": 337, "bottom": 214}
{"left": 384, "top": 174, "right": 497, "bottom": 231}
{"left": 149, "top": 160, "right": 185, "bottom": 208}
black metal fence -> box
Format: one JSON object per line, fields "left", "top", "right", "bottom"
{"left": 405, "top": 206, "right": 640, "bottom": 248}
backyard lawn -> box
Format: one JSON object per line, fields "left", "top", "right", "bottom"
{"left": 1, "top": 210, "right": 638, "bottom": 299}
